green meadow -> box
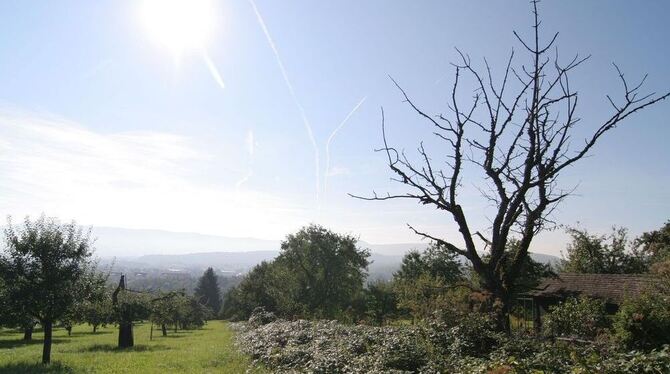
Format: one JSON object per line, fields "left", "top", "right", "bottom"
{"left": 0, "top": 321, "right": 263, "bottom": 373}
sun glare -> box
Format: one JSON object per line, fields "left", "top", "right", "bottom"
{"left": 140, "top": 0, "right": 215, "bottom": 58}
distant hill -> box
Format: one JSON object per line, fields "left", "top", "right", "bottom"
{"left": 90, "top": 227, "right": 560, "bottom": 279}
{"left": 91, "top": 227, "right": 280, "bottom": 257}
{"left": 91, "top": 227, "right": 428, "bottom": 258}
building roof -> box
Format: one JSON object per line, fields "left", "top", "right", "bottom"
{"left": 526, "top": 273, "right": 656, "bottom": 303}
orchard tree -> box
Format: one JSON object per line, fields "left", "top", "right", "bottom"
{"left": 194, "top": 267, "right": 222, "bottom": 317}
{"left": 353, "top": 1, "right": 668, "bottom": 330}
{"left": 0, "top": 216, "right": 94, "bottom": 363}
{"left": 0, "top": 278, "right": 36, "bottom": 341}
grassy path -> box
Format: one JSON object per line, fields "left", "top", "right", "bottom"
{"left": 0, "top": 321, "right": 263, "bottom": 373}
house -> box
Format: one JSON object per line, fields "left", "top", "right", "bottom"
{"left": 521, "top": 273, "right": 656, "bottom": 331}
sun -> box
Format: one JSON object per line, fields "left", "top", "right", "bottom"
{"left": 139, "top": 0, "right": 215, "bottom": 58}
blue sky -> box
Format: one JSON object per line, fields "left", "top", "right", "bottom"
{"left": 0, "top": 0, "right": 668, "bottom": 256}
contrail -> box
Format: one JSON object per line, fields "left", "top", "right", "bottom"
{"left": 202, "top": 51, "right": 226, "bottom": 90}
{"left": 236, "top": 169, "right": 253, "bottom": 189}
{"left": 248, "top": 0, "right": 320, "bottom": 203}
{"left": 236, "top": 130, "right": 255, "bottom": 189}
{"left": 324, "top": 96, "right": 367, "bottom": 194}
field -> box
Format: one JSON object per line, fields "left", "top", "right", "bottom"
{"left": 0, "top": 321, "right": 264, "bottom": 373}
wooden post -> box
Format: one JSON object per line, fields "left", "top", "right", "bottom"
{"left": 533, "top": 298, "right": 542, "bottom": 334}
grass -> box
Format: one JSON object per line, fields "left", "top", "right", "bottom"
{"left": 0, "top": 321, "right": 264, "bottom": 373}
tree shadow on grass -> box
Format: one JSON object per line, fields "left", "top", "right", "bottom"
{"left": 81, "top": 344, "right": 170, "bottom": 353}
{"left": 160, "top": 330, "right": 194, "bottom": 339}
{"left": 0, "top": 338, "right": 69, "bottom": 350}
{"left": 68, "top": 330, "right": 112, "bottom": 337}
{"left": 0, "top": 362, "right": 74, "bottom": 374}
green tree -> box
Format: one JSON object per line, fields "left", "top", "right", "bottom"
{"left": 392, "top": 243, "right": 467, "bottom": 321}
{"left": 0, "top": 277, "right": 37, "bottom": 340}
{"left": 0, "top": 216, "right": 94, "bottom": 364}
{"left": 365, "top": 280, "right": 398, "bottom": 325}
{"left": 395, "top": 243, "right": 463, "bottom": 284}
{"left": 221, "top": 261, "right": 278, "bottom": 320}
{"left": 561, "top": 226, "right": 647, "bottom": 274}
{"left": 274, "top": 225, "right": 370, "bottom": 319}
{"left": 637, "top": 221, "right": 670, "bottom": 266}
{"left": 222, "top": 225, "right": 370, "bottom": 320}
{"left": 80, "top": 297, "right": 113, "bottom": 333}
{"left": 194, "top": 267, "right": 222, "bottom": 317}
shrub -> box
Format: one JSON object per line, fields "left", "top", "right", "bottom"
{"left": 543, "top": 297, "right": 609, "bottom": 340}
{"left": 247, "top": 307, "right": 277, "bottom": 327}
{"left": 613, "top": 293, "right": 670, "bottom": 350}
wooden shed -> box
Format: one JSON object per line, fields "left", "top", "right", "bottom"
{"left": 521, "top": 273, "right": 656, "bottom": 331}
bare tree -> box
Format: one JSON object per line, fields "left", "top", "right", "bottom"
{"left": 352, "top": 1, "right": 668, "bottom": 330}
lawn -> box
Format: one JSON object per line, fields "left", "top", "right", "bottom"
{"left": 0, "top": 321, "right": 264, "bottom": 373}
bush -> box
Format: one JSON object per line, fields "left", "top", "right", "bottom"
{"left": 232, "top": 316, "right": 670, "bottom": 374}
{"left": 613, "top": 293, "right": 670, "bottom": 350}
{"left": 247, "top": 307, "right": 277, "bottom": 327}
{"left": 543, "top": 297, "right": 609, "bottom": 340}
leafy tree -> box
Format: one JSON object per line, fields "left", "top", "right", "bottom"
{"left": 561, "top": 226, "right": 647, "bottom": 274}
{"left": 395, "top": 272, "right": 470, "bottom": 322}
{"left": 352, "top": 0, "right": 668, "bottom": 330}
{"left": 365, "top": 280, "right": 398, "bottom": 325}
{"left": 80, "top": 297, "right": 113, "bottom": 333}
{"left": 637, "top": 221, "right": 670, "bottom": 266}
{"left": 0, "top": 216, "right": 94, "bottom": 364}
{"left": 61, "top": 264, "right": 110, "bottom": 335}
{"left": 392, "top": 243, "right": 467, "bottom": 321}
{"left": 221, "top": 261, "right": 278, "bottom": 320}
{"left": 222, "top": 225, "right": 370, "bottom": 320}
{"left": 194, "top": 267, "right": 222, "bottom": 317}
{"left": 150, "top": 292, "right": 178, "bottom": 336}
{"left": 394, "top": 243, "right": 463, "bottom": 284}
{"left": 273, "top": 225, "right": 370, "bottom": 319}
{"left": 0, "top": 277, "right": 37, "bottom": 340}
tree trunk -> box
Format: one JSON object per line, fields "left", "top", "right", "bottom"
{"left": 490, "top": 288, "right": 511, "bottom": 333}
{"left": 118, "top": 322, "right": 133, "bottom": 348}
{"left": 42, "top": 320, "right": 53, "bottom": 364}
{"left": 161, "top": 324, "right": 167, "bottom": 336}
{"left": 23, "top": 326, "right": 33, "bottom": 341}
{"left": 66, "top": 326, "right": 72, "bottom": 336}
{"left": 93, "top": 324, "right": 98, "bottom": 333}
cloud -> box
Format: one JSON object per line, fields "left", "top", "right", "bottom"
{"left": 0, "top": 109, "right": 306, "bottom": 241}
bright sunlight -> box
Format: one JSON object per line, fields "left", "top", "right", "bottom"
{"left": 139, "top": 0, "right": 215, "bottom": 58}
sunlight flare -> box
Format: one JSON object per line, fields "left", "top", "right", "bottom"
{"left": 140, "top": 0, "right": 215, "bottom": 58}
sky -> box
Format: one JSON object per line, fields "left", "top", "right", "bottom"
{"left": 0, "top": 0, "right": 668, "bottom": 256}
